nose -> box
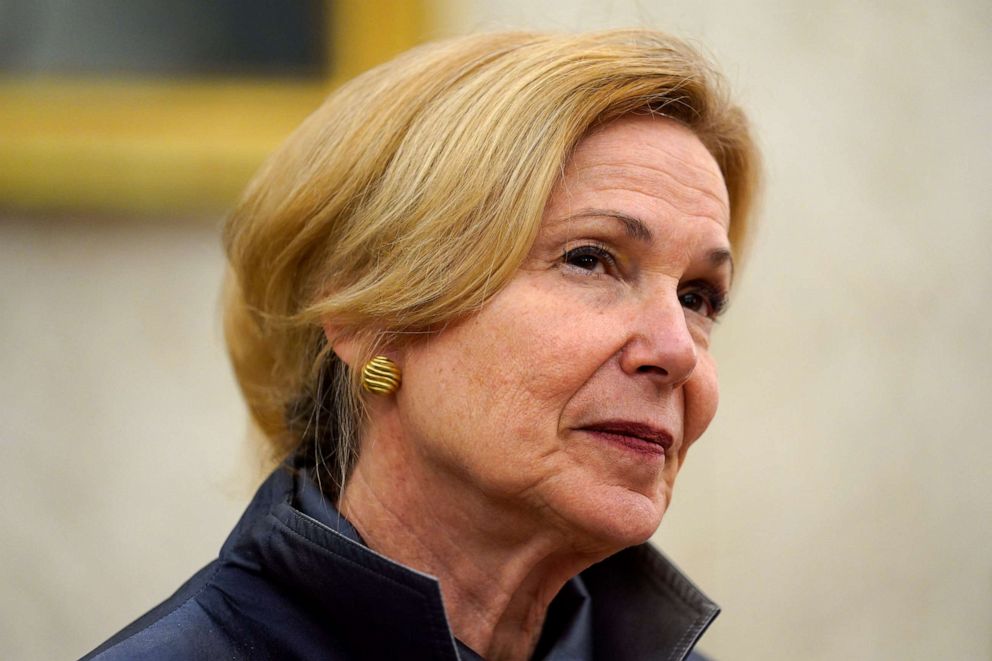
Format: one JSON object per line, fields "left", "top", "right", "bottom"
{"left": 618, "top": 295, "right": 698, "bottom": 388}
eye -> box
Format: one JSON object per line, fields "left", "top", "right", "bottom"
{"left": 562, "top": 244, "right": 616, "bottom": 275}
{"left": 678, "top": 282, "right": 729, "bottom": 320}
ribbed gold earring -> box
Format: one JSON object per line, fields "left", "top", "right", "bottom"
{"left": 360, "top": 356, "right": 402, "bottom": 395}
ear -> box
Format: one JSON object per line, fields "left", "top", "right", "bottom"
{"left": 323, "top": 321, "right": 405, "bottom": 375}
{"left": 322, "top": 321, "right": 362, "bottom": 369}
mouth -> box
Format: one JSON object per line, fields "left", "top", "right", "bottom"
{"left": 579, "top": 420, "right": 673, "bottom": 457}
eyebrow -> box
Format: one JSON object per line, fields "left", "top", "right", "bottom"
{"left": 569, "top": 209, "right": 653, "bottom": 242}
{"left": 568, "top": 208, "right": 735, "bottom": 276}
{"left": 708, "top": 247, "right": 735, "bottom": 280}
{"left": 708, "top": 247, "right": 733, "bottom": 269}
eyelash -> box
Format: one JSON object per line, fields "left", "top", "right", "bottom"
{"left": 561, "top": 244, "right": 617, "bottom": 274}
{"left": 679, "top": 281, "right": 730, "bottom": 321}
{"left": 561, "top": 244, "right": 730, "bottom": 321}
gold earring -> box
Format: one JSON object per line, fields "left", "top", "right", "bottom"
{"left": 361, "top": 356, "right": 401, "bottom": 395}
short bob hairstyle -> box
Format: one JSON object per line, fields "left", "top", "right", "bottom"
{"left": 223, "top": 29, "right": 760, "bottom": 495}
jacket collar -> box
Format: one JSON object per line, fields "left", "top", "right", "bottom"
{"left": 220, "top": 466, "right": 718, "bottom": 660}
{"left": 582, "top": 544, "right": 720, "bottom": 658}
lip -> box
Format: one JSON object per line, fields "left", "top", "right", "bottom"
{"left": 579, "top": 420, "right": 674, "bottom": 455}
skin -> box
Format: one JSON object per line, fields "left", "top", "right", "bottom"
{"left": 333, "top": 115, "right": 732, "bottom": 660}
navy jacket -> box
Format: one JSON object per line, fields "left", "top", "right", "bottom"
{"left": 84, "top": 466, "right": 719, "bottom": 660}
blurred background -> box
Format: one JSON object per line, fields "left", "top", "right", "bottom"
{"left": 1, "top": 1, "right": 989, "bottom": 659}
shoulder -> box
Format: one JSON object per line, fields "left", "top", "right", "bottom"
{"left": 81, "top": 563, "right": 247, "bottom": 661}
{"left": 80, "top": 466, "right": 361, "bottom": 660}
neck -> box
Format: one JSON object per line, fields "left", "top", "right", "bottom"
{"left": 338, "top": 419, "right": 609, "bottom": 660}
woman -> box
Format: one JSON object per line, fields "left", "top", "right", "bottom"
{"left": 86, "top": 29, "right": 758, "bottom": 660}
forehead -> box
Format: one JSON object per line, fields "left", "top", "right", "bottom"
{"left": 554, "top": 115, "right": 730, "bottom": 232}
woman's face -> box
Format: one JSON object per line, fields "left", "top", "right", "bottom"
{"left": 396, "top": 115, "right": 732, "bottom": 548}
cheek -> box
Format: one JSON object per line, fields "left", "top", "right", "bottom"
{"left": 398, "top": 307, "right": 573, "bottom": 461}
{"left": 680, "top": 353, "right": 720, "bottom": 459}
{"left": 399, "top": 284, "right": 623, "bottom": 477}
{"left": 463, "top": 283, "right": 619, "bottom": 405}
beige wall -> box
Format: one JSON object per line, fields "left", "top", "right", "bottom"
{"left": 2, "top": 1, "right": 989, "bottom": 659}
{"left": 0, "top": 217, "right": 257, "bottom": 659}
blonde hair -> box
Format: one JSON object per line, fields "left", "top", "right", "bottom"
{"left": 223, "top": 29, "right": 760, "bottom": 496}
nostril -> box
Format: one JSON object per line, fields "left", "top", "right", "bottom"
{"left": 637, "top": 365, "right": 668, "bottom": 376}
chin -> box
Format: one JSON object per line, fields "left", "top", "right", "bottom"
{"left": 566, "top": 486, "right": 670, "bottom": 552}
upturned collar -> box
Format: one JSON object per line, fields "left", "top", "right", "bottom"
{"left": 219, "top": 466, "right": 719, "bottom": 660}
